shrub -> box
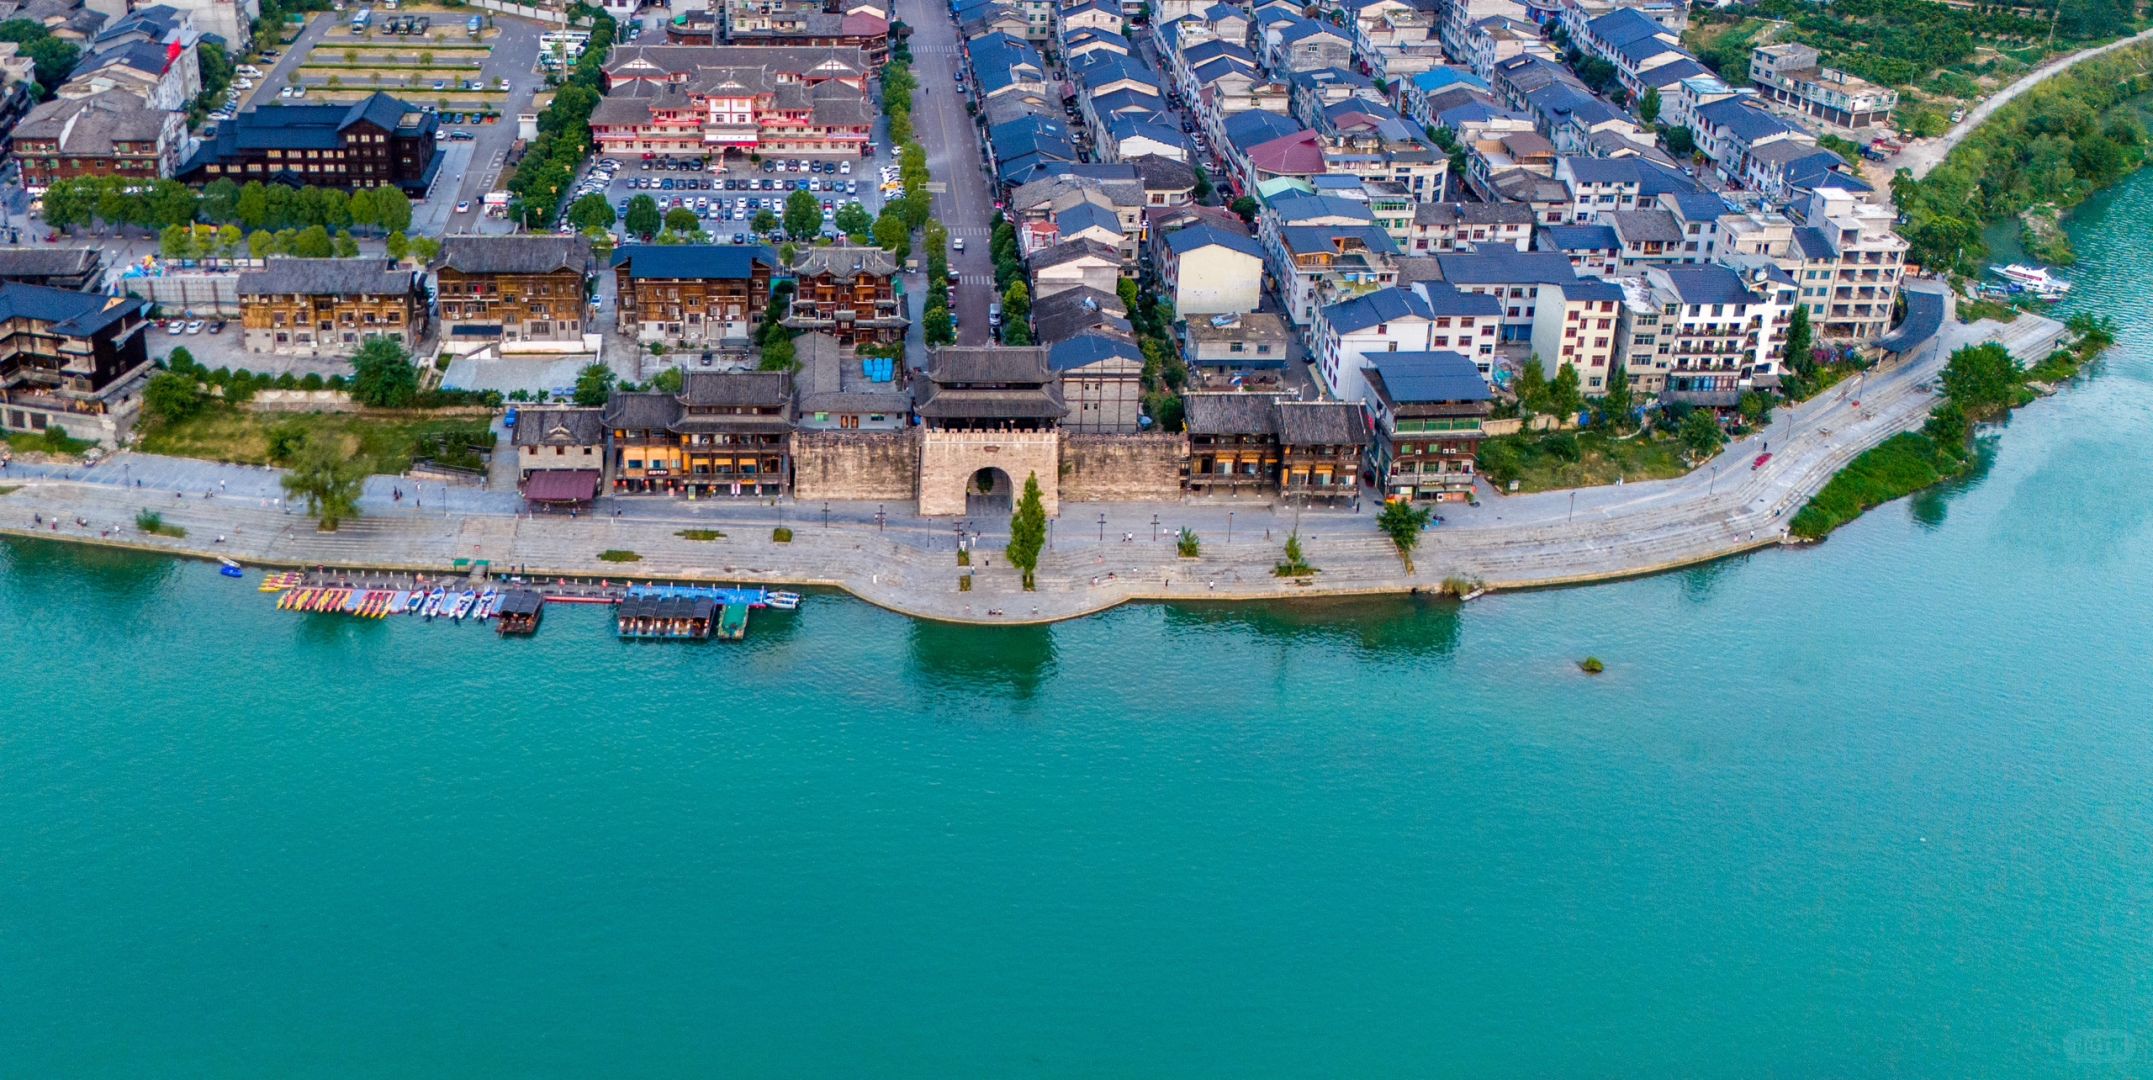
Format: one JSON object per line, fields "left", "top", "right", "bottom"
{"left": 1176, "top": 527, "right": 1200, "bottom": 557}
{"left": 675, "top": 529, "right": 726, "bottom": 541}
{"left": 596, "top": 549, "right": 642, "bottom": 562}
{"left": 772, "top": 526, "right": 793, "bottom": 543}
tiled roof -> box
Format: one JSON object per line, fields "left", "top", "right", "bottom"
{"left": 611, "top": 244, "right": 775, "bottom": 280}
{"left": 438, "top": 235, "right": 591, "bottom": 276}
{"left": 236, "top": 257, "right": 413, "bottom": 297}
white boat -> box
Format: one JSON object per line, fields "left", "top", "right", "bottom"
{"left": 451, "top": 590, "right": 476, "bottom": 620}
{"left": 764, "top": 590, "right": 802, "bottom": 610}
{"left": 1990, "top": 263, "right": 2071, "bottom": 295}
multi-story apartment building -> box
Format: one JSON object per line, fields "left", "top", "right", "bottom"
{"left": 11, "top": 88, "right": 187, "bottom": 192}
{"left": 611, "top": 244, "right": 777, "bottom": 347}
{"left": 1406, "top": 201, "right": 1535, "bottom": 254}
{"left": 236, "top": 258, "right": 428, "bottom": 357}
{"left": 1310, "top": 282, "right": 1503, "bottom": 400}
{"left": 1359, "top": 350, "right": 1492, "bottom": 503}
{"left": 1624, "top": 263, "right": 1794, "bottom": 405}
{"left": 1271, "top": 225, "right": 1399, "bottom": 325}
{"left": 433, "top": 236, "right": 594, "bottom": 347}
{"left": 1788, "top": 186, "right": 1907, "bottom": 342}
{"left": 177, "top": 93, "right": 441, "bottom": 193}
{"left": 1431, "top": 250, "right": 1580, "bottom": 343}
{"left": 0, "top": 282, "right": 153, "bottom": 446}
{"left": 781, "top": 245, "right": 907, "bottom": 345}
{"left": 1749, "top": 43, "right": 1897, "bottom": 131}
{"left": 1528, "top": 279, "right": 1625, "bottom": 393}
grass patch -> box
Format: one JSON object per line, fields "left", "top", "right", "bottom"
{"left": 956, "top": 548, "right": 970, "bottom": 566}
{"left": 138, "top": 405, "right": 493, "bottom": 475}
{"left": 597, "top": 549, "right": 642, "bottom": 563}
{"left": 1789, "top": 431, "right": 1970, "bottom": 540}
{"left": 1478, "top": 429, "right": 1693, "bottom": 493}
{"left": 1956, "top": 296, "right": 2023, "bottom": 324}
{"left": 772, "top": 526, "right": 793, "bottom": 543}
{"left": 134, "top": 509, "right": 187, "bottom": 538}
{"left": 675, "top": 528, "right": 727, "bottom": 541}
{"left": 958, "top": 574, "right": 972, "bottom": 591}
{"left": 0, "top": 426, "right": 98, "bottom": 456}
{"left": 0, "top": 484, "right": 20, "bottom": 496}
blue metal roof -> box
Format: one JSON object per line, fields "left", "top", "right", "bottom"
{"left": 1434, "top": 251, "right": 1579, "bottom": 285}
{"left": 1367, "top": 350, "right": 1490, "bottom": 403}
{"left": 1163, "top": 223, "right": 1263, "bottom": 260}
{"left": 611, "top": 244, "right": 775, "bottom": 280}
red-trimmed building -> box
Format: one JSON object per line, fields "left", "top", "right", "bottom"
{"left": 592, "top": 45, "right": 878, "bottom": 158}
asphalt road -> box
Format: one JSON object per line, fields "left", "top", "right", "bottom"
{"left": 899, "top": 0, "right": 999, "bottom": 345}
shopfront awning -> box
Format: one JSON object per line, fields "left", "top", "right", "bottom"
{"left": 522, "top": 469, "right": 600, "bottom": 503}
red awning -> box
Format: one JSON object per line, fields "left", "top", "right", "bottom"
{"left": 522, "top": 470, "right": 600, "bottom": 503}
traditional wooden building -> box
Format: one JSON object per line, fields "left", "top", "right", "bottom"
{"left": 434, "top": 235, "right": 594, "bottom": 346}
{"left": 675, "top": 370, "right": 795, "bottom": 497}
{"left": 174, "top": 92, "right": 442, "bottom": 193}
{"left": 1360, "top": 351, "right": 1490, "bottom": 503}
{"left": 0, "top": 247, "right": 105, "bottom": 291}
{"left": 512, "top": 406, "right": 607, "bottom": 506}
{"left": 0, "top": 283, "right": 153, "bottom": 445}
{"left": 1275, "top": 400, "right": 1368, "bottom": 502}
{"left": 611, "top": 244, "right": 776, "bottom": 348}
{"left": 780, "top": 244, "right": 907, "bottom": 345}
{"left": 602, "top": 391, "right": 686, "bottom": 493}
{"left": 11, "top": 88, "right": 188, "bottom": 192}
{"left": 1183, "top": 391, "right": 1283, "bottom": 496}
{"left": 235, "top": 257, "right": 428, "bottom": 357}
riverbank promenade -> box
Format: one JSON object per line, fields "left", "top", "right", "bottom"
{"left": 0, "top": 311, "right": 2063, "bottom": 623}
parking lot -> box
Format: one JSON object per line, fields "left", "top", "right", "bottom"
{"left": 561, "top": 152, "right": 896, "bottom": 246}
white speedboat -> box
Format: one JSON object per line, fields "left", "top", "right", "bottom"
{"left": 1991, "top": 263, "right": 2071, "bottom": 296}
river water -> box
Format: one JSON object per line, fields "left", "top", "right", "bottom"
{"left": 6, "top": 179, "right": 2153, "bottom": 1076}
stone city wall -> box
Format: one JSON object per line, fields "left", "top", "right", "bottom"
{"left": 792, "top": 430, "right": 919, "bottom": 501}
{"left": 1059, "top": 433, "right": 1188, "bottom": 502}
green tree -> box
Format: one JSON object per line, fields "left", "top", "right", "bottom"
{"left": 784, "top": 188, "right": 822, "bottom": 239}
{"left": 651, "top": 366, "right": 685, "bottom": 394}
{"left": 247, "top": 229, "right": 276, "bottom": 260}
{"left": 1679, "top": 409, "right": 1725, "bottom": 457}
{"left": 349, "top": 337, "right": 419, "bottom": 408}
{"left": 1377, "top": 498, "right": 1431, "bottom": 570}
{"left": 280, "top": 431, "right": 367, "bottom": 531}
{"left": 1664, "top": 125, "right": 1696, "bottom": 156}
{"left": 1548, "top": 362, "right": 1583, "bottom": 419}
{"left": 1229, "top": 195, "right": 1258, "bottom": 223}
{"left": 159, "top": 223, "right": 198, "bottom": 261}
{"left": 1939, "top": 341, "right": 2022, "bottom": 416}
{"left": 1737, "top": 390, "right": 1774, "bottom": 427}
{"left": 372, "top": 187, "right": 413, "bottom": 234}
{"left": 333, "top": 229, "right": 361, "bottom": 258}
{"left": 1600, "top": 362, "right": 1633, "bottom": 428}
{"left": 292, "top": 224, "right": 334, "bottom": 258}
{"left": 573, "top": 362, "right": 616, "bottom": 406}
{"left": 236, "top": 182, "right": 269, "bottom": 230}
{"left": 348, "top": 186, "right": 380, "bottom": 233}
{"left": 625, "top": 194, "right": 661, "bottom": 238}
{"left": 407, "top": 235, "right": 441, "bottom": 265}
{"left": 567, "top": 192, "right": 616, "bottom": 232}
{"left": 140, "top": 371, "right": 208, "bottom": 428}
{"left": 663, "top": 206, "right": 699, "bottom": 235}
{"left": 1639, "top": 86, "right": 1661, "bottom": 124}
{"left": 924, "top": 305, "right": 953, "bottom": 345}
{"left": 754, "top": 209, "right": 780, "bottom": 237}
{"left": 385, "top": 229, "right": 410, "bottom": 263}
{"left": 1005, "top": 471, "right": 1047, "bottom": 590}
{"left": 1514, "top": 359, "right": 1550, "bottom": 413}
{"left": 759, "top": 334, "right": 797, "bottom": 372}
{"left": 834, "top": 202, "right": 872, "bottom": 241}
{"left": 1782, "top": 303, "right": 1815, "bottom": 375}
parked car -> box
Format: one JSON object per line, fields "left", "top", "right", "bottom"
{"left": 953, "top": 237, "right": 965, "bottom": 251}
{"left": 208, "top": 320, "right": 227, "bottom": 334}
{"left": 184, "top": 320, "right": 205, "bottom": 334}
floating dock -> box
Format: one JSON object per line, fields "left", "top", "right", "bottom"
{"left": 259, "top": 571, "right": 799, "bottom": 641}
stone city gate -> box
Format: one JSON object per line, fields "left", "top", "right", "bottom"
{"left": 917, "top": 429, "right": 1060, "bottom": 517}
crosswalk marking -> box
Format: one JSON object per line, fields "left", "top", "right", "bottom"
{"left": 959, "top": 273, "right": 995, "bottom": 285}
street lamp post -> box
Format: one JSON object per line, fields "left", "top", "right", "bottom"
{"left": 1227, "top": 510, "right": 1234, "bottom": 545}
{"left": 876, "top": 504, "right": 885, "bottom": 533}
{"left": 1151, "top": 513, "right": 1159, "bottom": 542}
{"left": 822, "top": 500, "right": 829, "bottom": 529}
{"left": 1097, "top": 512, "right": 1106, "bottom": 542}
{"left": 1568, "top": 490, "right": 1577, "bottom": 523}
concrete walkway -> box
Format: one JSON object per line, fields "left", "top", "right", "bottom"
{"left": 1887, "top": 27, "right": 2153, "bottom": 179}
{"left": 0, "top": 313, "right": 2065, "bottom": 624}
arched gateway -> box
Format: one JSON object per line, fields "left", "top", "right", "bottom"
{"left": 915, "top": 347, "right": 1064, "bottom": 517}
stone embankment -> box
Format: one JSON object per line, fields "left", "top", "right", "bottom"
{"left": 0, "top": 313, "right": 2066, "bottom": 624}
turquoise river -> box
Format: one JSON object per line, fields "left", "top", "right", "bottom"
{"left": 8, "top": 175, "right": 2153, "bottom": 1076}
